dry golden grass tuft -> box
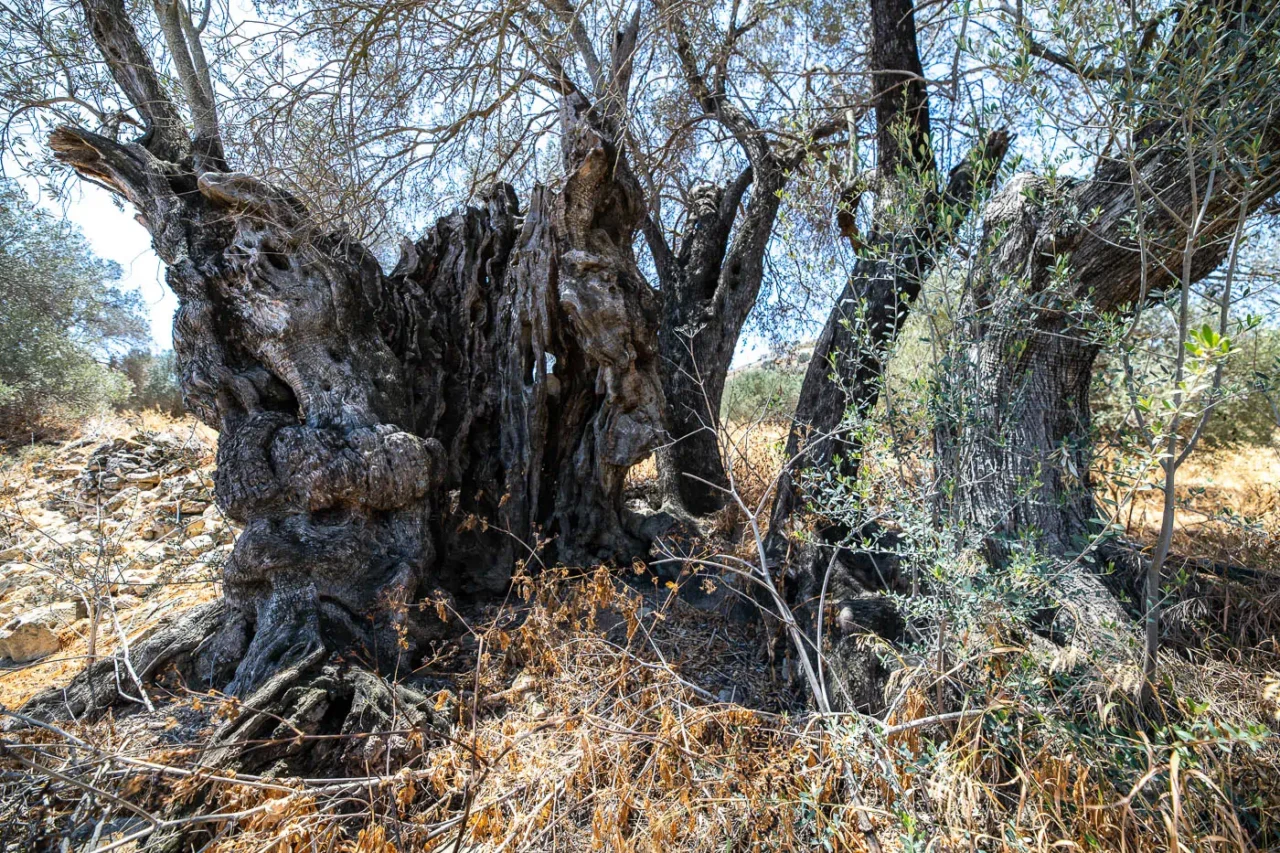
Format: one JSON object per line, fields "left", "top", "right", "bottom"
{"left": 1126, "top": 447, "right": 1280, "bottom": 569}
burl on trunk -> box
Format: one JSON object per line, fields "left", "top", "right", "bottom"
{"left": 24, "top": 95, "right": 664, "bottom": 767}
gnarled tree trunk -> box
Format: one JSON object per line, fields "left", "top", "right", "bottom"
{"left": 951, "top": 9, "right": 1276, "bottom": 610}
{"left": 650, "top": 165, "right": 787, "bottom": 515}
{"left": 942, "top": 92, "right": 1280, "bottom": 644}
{"left": 651, "top": 175, "right": 748, "bottom": 515}
{"left": 26, "top": 89, "right": 664, "bottom": 762}
{"left": 646, "top": 2, "right": 802, "bottom": 515}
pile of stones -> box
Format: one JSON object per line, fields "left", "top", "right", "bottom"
{"left": 0, "top": 422, "right": 235, "bottom": 662}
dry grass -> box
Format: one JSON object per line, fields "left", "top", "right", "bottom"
{"left": 0, "top": 569, "right": 878, "bottom": 852}
{"left": 1124, "top": 447, "right": 1280, "bottom": 570}
{"left": 0, "top": 418, "right": 1278, "bottom": 851}
{"left": 3, "top": 566, "right": 1277, "bottom": 851}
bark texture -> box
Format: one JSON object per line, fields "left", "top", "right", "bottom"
{"left": 766, "top": 0, "right": 1009, "bottom": 574}
{"left": 650, "top": 169, "right": 758, "bottom": 515}
{"left": 652, "top": 161, "right": 789, "bottom": 514}
{"left": 942, "top": 131, "right": 1280, "bottom": 639}
{"left": 27, "top": 88, "right": 663, "bottom": 727}
{"left": 647, "top": 2, "right": 803, "bottom": 514}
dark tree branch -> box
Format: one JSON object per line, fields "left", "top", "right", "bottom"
{"left": 656, "top": 0, "right": 771, "bottom": 167}
{"left": 77, "top": 0, "right": 190, "bottom": 161}
{"left": 642, "top": 211, "right": 677, "bottom": 287}
{"left": 762, "top": 3, "right": 1028, "bottom": 592}
{"left": 869, "top": 0, "right": 932, "bottom": 178}
{"left": 718, "top": 164, "right": 754, "bottom": 232}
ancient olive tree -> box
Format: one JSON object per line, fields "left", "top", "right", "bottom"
{"left": 10, "top": 0, "right": 1276, "bottom": 738}
{"left": 16, "top": 0, "right": 670, "bottom": 766}
{"left": 938, "top": 0, "right": 1280, "bottom": 657}
{"left": 769, "top": 0, "right": 1280, "bottom": 684}
{"left": 132, "top": 0, "right": 868, "bottom": 515}
{"left": 0, "top": 0, "right": 880, "bottom": 753}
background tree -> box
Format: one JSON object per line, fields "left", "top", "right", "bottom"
{"left": 113, "top": 348, "right": 185, "bottom": 415}
{"left": 0, "top": 178, "right": 147, "bottom": 440}
{"left": 765, "top": 0, "right": 1011, "bottom": 586}
{"left": 763, "top": 0, "right": 1280, "bottom": 696}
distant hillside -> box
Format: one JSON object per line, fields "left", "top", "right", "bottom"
{"left": 722, "top": 342, "right": 814, "bottom": 423}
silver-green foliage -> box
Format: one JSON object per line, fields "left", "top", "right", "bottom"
{"left": 113, "top": 348, "right": 184, "bottom": 416}
{"left": 1094, "top": 297, "right": 1280, "bottom": 449}
{"left": 0, "top": 180, "right": 147, "bottom": 437}
{"left": 721, "top": 364, "right": 806, "bottom": 424}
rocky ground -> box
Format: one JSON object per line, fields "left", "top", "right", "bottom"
{"left": 0, "top": 414, "right": 232, "bottom": 705}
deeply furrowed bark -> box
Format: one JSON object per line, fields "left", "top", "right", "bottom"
{"left": 941, "top": 105, "right": 1280, "bottom": 645}
{"left": 23, "top": 93, "right": 664, "bottom": 738}
{"left": 948, "top": 2, "right": 1280, "bottom": 623}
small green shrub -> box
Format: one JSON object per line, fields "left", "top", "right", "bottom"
{"left": 721, "top": 365, "right": 805, "bottom": 423}
{"left": 114, "top": 349, "right": 184, "bottom": 415}
{"left": 1094, "top": 310, "right": 1280, "bottom": 449}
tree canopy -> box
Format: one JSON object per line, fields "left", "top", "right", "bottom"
{"left": 0, "top": 178, "right": 148, "bottom": 437}
{"left": 4, "top": 0, "right": 1280, "bottom": 820}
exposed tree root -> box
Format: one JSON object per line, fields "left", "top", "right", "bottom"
{"left": 203, "top": 654, "right": 446, "bottom": 776}
{"left": 1098, "top": 541, "right": 1280, "bottom": 651}
{"left": 19, "top": 600, "right": 240, "bottom": 722}
{"left": 767, "top": 536, "right": 906, "bottom": 713}
{"left": 17, "top": 600, "right": 447, "bottom": 778}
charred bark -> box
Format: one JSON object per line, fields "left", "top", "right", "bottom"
{"left": 648, "top": 2, "right": 801, "bottom": 514}
{"left": 382, "top": 102, "right": 664, "bottom": 588}
{"left": 25, "top": 79, "right": 662, "bottom": 737}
